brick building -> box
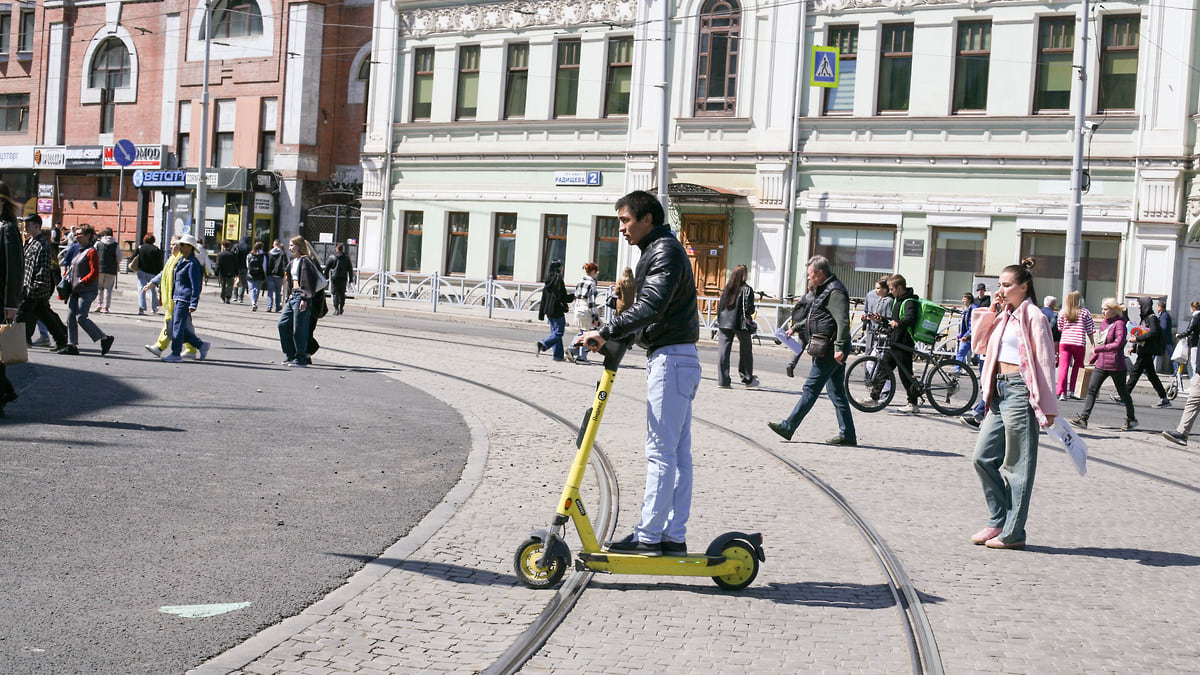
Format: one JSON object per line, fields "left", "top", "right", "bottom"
{"left": 0, "top": 0, "right": 373, "bottom": 261}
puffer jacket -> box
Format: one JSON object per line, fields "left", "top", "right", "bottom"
{"left": 599, "top": 224, "right": 698, "bottom": 352}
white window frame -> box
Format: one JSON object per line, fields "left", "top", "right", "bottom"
{"left": 80, "top": 27, "right": 139, "bottom": 105}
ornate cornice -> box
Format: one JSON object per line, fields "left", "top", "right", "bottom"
{"left": 812, "top": 0, "right": 1026, "bottom": 12}
{"left": 399, "top": 0, "right": 636, "bottom": 37}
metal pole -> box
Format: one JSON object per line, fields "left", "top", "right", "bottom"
{"left": 656, "top": 0, "right": 669, "bottom": 213}
{"left": 196, "top": 0, "right": 213, "bottom": 240}
{"left": 783, "top": 0, "right": 809, "bottom": 300}
{"left": 116, "top": 165, "right": 124, "bottom": 287}
{"left": 1063, "top": 0, "right": 1089, "bottom": 296}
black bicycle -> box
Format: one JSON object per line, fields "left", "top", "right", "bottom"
{"left": 844, "top": 333, "right": 980, "bottom": 415}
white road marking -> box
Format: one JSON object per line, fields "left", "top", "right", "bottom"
{"left": 159, "top": 602, "right": 252, "bottom": 618}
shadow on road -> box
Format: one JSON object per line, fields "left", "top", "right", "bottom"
{"left": 1029, "top": 545, "right": 1200, "bottom": 567}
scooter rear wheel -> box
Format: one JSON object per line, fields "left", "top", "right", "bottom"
{"left": 514, "top": 537, "right": 567, "bottom": 589}
{"left": 711, "top": 541, "right": 759, "bottom": 591}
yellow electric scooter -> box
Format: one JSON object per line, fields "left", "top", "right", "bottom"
{"left": 513, "top": 338, "right": 765, "bottom": 590}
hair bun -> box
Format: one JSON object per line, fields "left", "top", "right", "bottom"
{"left": 1021, "top": 257, "right": 1036, "bottom": 271}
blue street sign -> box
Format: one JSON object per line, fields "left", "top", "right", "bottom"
{"left": 113, "top": 139, "right": 137, "bottom": 167}
{"left": 810, "top": 46, "right": 839, "bottom": 88}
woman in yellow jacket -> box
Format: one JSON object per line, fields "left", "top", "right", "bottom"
{"left": 140, "top": 236, "right": 199, "bottom": 357}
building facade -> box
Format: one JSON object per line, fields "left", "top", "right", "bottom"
{"left": 0, "top": 0, "right": 373, "bottom": 261}
{"left": 361, "top": 0, "right": 1200, "bottom": 319}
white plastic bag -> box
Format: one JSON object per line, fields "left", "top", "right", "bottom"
{"left": 1045, "top": 418, "right": 1088, "bottom": 476}
{"left": 1171, "top": 338, "right": 1189, "bottom": 365}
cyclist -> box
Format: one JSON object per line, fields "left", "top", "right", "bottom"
{"left": 871, "top": 274, "right": 922, "bottom": 413}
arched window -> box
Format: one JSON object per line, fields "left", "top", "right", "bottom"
{"left": 89, "top": 38, "right": 129, "bottom": 90}
{"left": 202, "top": 0, "right": 264, "bottom": 39}
{"left": 695, "top": 0, "right": 740, "bottom": 116}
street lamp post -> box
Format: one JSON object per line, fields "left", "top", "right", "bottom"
{"left": 195, "top": 0, "right": 213, "bottom": 240}
{"left": 1063, "top": 0, "right": 1090, "bottom": 297}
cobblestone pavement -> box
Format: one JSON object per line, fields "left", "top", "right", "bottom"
{"left": 97, "top": 292, "right": 1198, "bottom": 674}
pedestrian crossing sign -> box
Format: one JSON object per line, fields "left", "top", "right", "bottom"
{"left": 811, "top": 45, "right": 839, "bottom": 87}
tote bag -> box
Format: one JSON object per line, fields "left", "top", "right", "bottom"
{"left": 0, "top": 322, "right": 28, "bottom": 365}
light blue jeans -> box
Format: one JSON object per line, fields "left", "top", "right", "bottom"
{"left": 634, "top": 344, "right": 702, "bottom": 545}
{"left": 266, "top": 276, "right": 284, "bottom": 310}
{"left": 136, "top": 270, "right": 159, "bottom": 312}
{"left": 972, "top": 373, "right": 1039, "bottom": 544}
{"left": 248, "top": 279, "right": 265, "bottom": 307}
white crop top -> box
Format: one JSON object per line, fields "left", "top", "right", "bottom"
{"left": 998, "top": 314, "right": 1021, "bottom": 364}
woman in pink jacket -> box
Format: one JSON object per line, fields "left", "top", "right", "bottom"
{"left": 968, "top": 259, "right": 1058, "bottom": 550}
{"left": 1069, "top": 299, "right": 1136, "bottom": 431}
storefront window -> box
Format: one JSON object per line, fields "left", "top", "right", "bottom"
{"left": 1020, "top": 233, "right": 1120, "bottom": 311}
{"left": 812, "top": 225, "right": 896, "bottom": 299}
{"left": 930, "top": 230, "right": 985, "bottom": 304}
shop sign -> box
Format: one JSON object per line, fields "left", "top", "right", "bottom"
{"left": 0, "top": 146, "right": 33, "bottom": 168}
{"left": 103, "top": 144, "right": 164, "bottom": 169}
{"left": 185, "top": 167, "right": 248, "bottom": 191}
{"left": 65, "top": 145, "right": 104, "bottom": 170}
{"left": 37, "top": 198, "right": 54, "bottom": 214}
{"left": 38, "top": 183, "right": 54, "bottom": 198}
{"left": 902, "top": 239, "right": 924, "bottom": 257}
{"left": 133, "top": 169, "right": 187, "bottom": 189}
{"left": 253, "top": 192, "right": 274, "bottom": 214}
{"left": 553, "top": 170, "right": 602, "bottom": 186}
{"left": 33, "top": 147, "right": 66, "bottom": 169}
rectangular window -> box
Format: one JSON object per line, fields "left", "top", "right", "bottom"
{"left": 412, "top": 48, "right": 435, "bottom": 121}
{"left": 493, "top": 213, "right": 517, "bottom": 279}
{"left": 213, "top": 99, "right": 236, "bottom": 167}
{"left": 953, "top": 21, "right": 991, "bottom": 113}
{"left": 97, "top": 175, "right": 114, "bottom": 199}
{"left": 929, "top": 230, "right": 985, "bottom": 304}
{"left": 0, "top": 12, "right": 11, "bottom": 58}
{"left": 877, "top": 24, "right": 914, "bottom": 113}
{"left": 504, "top": 43, "right": 529, "bottom": 119}
{"left": 812, "top": 224, "right": 897, "bottom": 298}
{"left": 445, "top": 212, "right": 469, "bottom": 275}
{"left": 403, "top": 211, "right": 423, "bottom": 272}
{"left": 16, "top": 9, "right": 32, "bottom": 55}
{"left": 595, "top": 216, "right": 620, "bottom": 282}
{"left": 1099, "top": 15, "right": 1139, "bottom": 112}
{"left": 259, "top": 98, "right": 277, "bottom": 170}
{"left": 695, "top": 5, "right": 739, "bottom": 116}
{"left": 456, "top": 45, "right": 480, "bottom": 120}
{"left": 823, "top": 26, "right": 858, "bottom": 114}
{"left": 605, "top": 37, "right": 633, "bottom": 117}
{"left": 99, "top": 87, "right": 115, "bottom": 134}
{"left": 1034, "top": 17, "right": 1074, "bottom": 113}
{"left": 554, "top": 40, "right": 581, "bottom": 117}
{"left": 542, "top": 215, "right": 567, "bottom": 280}
{"left": 0, "top": 93, "right": 29, "bottom": 132}
{"left": 176, "top": 101, "right": 191, "bottom": 168}
{"left": 1020, "top": 233, "right": 1119, "bottom": 308}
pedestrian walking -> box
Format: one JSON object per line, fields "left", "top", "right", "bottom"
{"left": 535, "top": 260, "right": 571, "bottom": 362}
{"left": 862, "top": 276, "right": 890, "bottom": 357}
{"left": 1055, "top": 290, "right": 1095, "bottom": 400}
{"left": 265, "top": 239, "right": 287, "bottom": 312}
{"left": 232, "top": 235, "right": 251, "bottom": 303}
{"left": 784, "top": 280, "right": 811, "bottom": 378}
{"left": 1163, "top": 323, "right": 1200, "bottom": 444}
{"left": 576, "top": 190, "right": 701, "bottom": 557}
{"left": 15, "top": 214, "right": 67, "bottom": 350}
{"left": 968, "top": 258, "right": 1058, "bottom": 550}
{"left": 569, "top": 262, "right": 600, "bottom": 363}
{"left": 614, "top": 266, "right": 636, "bottom": 313}
{"left": 93, "top": 227, "right": 119, "bottom": 313}
{"left": 1124, "top": 296, "right": 1172, "bottom": 408}
{"left": 974, "top": 282, "right": 991, "bottom": 309}
{"left": 955, "top": 292, "right": 975, "bottom": 372}
{"left": 1071, "top": 299, "right": 1137, "bottom": 430}
{"left": 135, "top": 234, "right": 164, "bottom": 315}
{"left": 715, "top": 264, "right": 759, "bottom": 388}
{"left": 1178, "top": 300, "right": 1200, "bottom": 379}
{"left": 870, "top": 274, "right": 922, "bottom": 414}
{"left": 277, "top": 236, "right": 323, "bottom": 367}
{"left": 246, "top": 241, "right": 267, "bottom": 311}
{"left": 59, "top": 224, "right": 114, "bottom": 356}
{"left": 161, "top": 234, "right": 210, "bottom": 363}
{"left": 323, "top": 242, "right": 354, "bottom": 315}
{"left": 216, "top": 240, "right": 239, "bottom": 304}
{"left": 141, "top": 236, "right": 199, "bottom": 359}
{"left": 0, "top": 182, "right": 22, "bottom": 415}
{"left": 1156, "top": 299, "right": 1173, "bottom": 374}
{"left": 767, "top": 255, "right": 857, "bottom": 446}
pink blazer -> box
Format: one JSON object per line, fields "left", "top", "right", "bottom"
{"left": 972, "top": 299, "right": 1059, "bottom": 427}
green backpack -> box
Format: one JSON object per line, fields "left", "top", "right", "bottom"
{"left": 897, "top": 296, "right": 948, "bottom": 345}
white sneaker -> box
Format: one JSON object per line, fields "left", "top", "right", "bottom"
{"left": 161, "top": 354, "right": 184, "bottom": 363}
{"left": 144, "top": 345, "right": 162, "bottom": 357}
{"left": 900, "top": 403, "right": 920, "bottom": 414}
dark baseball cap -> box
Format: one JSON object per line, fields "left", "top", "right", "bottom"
{"left": 19, "top": 213, "right": 42, "bottom": 226}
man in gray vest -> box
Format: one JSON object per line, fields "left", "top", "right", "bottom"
{"left": 768, "top": 255, "right": 857, "bottom": 445}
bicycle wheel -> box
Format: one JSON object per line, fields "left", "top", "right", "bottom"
{"left": 1167, "top": 380, "right": 1179, "bottom": 400}
{"left": 845, "top": 355, "right": 895, "bottom": 413}
{"left": 924, "top": 359, "right": 979, "bottom": 416}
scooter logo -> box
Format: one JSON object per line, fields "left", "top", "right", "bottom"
{"left": 575, "top": 499, "right": 586, "bottom": 516}
{"left": 597, "top": 391, "right": 607, "bottom": 401}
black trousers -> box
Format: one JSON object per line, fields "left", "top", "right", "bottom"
{"left": 874, "top": 346, "right": 920, "bottom": 405}
{"left": 15, "top": 296, "right": 68, "bottom": 347}
{"left": 716, "top": 328, "right": 754, "bottom": 386}
{"left": 1126, "top": 351, "right": 1167, "bottom": 399}
{"left": 1080, "top": 367, "right": 1136, "bottom": 421}
{"left": 330, "top": 278, "right": 348, "bottom": 313}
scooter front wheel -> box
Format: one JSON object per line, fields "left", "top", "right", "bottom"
{"left": 711, "top": 541, "right": 759, "bottom": 591}
{"left": 514, "top": 537, "right": 567, "bottom": 589}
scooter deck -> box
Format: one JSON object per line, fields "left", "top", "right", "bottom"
{"left": 578, "top": 551, "right": 736, "bottom": 576}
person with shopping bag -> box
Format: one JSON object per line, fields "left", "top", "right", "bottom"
{"left": 0, "top": 181, "right": 26, "bottom": 415}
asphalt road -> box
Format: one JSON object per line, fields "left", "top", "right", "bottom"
{"left": 0, "top": 317, "right": 470, "bottom": 674}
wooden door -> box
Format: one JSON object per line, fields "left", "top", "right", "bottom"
{"left": 680, "top": 214, "right": 728, "bottom": 297}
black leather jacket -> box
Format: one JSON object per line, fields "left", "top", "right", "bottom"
{"left": 599, "top": 224, "right": 699, "bottom": 352}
